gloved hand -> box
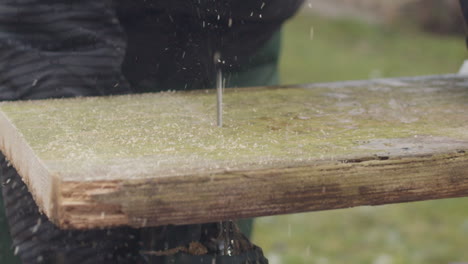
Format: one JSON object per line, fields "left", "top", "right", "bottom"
{"left": 139, "top": 221, "right": 268, "bottom": 264}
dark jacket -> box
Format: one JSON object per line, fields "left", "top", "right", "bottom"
{"left": 0, "top": 0, "right": 304, "bottom": 100}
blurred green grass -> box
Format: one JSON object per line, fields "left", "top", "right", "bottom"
{"left": 252, "top": 12, "right": 468, "bottom": 264}
{"left": 279, "top": 12, "right": 467, "bottom": 84}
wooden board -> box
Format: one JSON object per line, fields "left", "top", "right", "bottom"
{"left": 0, "top": 74, "right": 467, "bottom": 229}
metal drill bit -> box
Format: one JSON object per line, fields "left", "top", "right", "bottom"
{"left": 214, "top": 51, "right": 223, "bottom": 127}
{"left": 216, "top": 69, "right": 223, "bottom": 127}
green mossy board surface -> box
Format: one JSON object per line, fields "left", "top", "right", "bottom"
{"left": 0, "top": 74, "right": 467, "bottom": 229}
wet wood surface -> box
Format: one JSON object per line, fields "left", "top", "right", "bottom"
{"left": 0, "top": 74, "right": 467, "bottom": 229}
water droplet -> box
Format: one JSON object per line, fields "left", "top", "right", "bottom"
{"left": 32, "top": 218, "right": 42, "bottom": 233}
{"left": 14, "top": 246, "right": 20, "bottom": 255}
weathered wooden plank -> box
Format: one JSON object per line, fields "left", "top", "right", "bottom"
{"left": 0, "top": 74, "right": 467, "bottom": 229}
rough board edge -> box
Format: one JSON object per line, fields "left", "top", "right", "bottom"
{"left": 58, "top": 180, "right": 128, "bottom": 229}
{"left": 0, "top": 108, "right": 57, "bottom": 221}
{"left": 56, "top": 151, "right": 468, "bottom": 229}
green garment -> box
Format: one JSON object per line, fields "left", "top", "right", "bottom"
{"left": 0, "top": 29, "right": 281, "bottom": 263}
{"left": 224, "top": 31, "right": 281, "bottom": 89}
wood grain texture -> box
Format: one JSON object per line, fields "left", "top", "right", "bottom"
{"left": 0, "top": 74, "right": 467, "bottom": 229}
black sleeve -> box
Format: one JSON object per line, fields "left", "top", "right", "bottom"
{"left": 0, "top": 0, "right": 131, "bottom": 101}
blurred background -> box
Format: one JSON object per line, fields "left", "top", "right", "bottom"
{"left": 252, "top": 1, "right": 468, "bottom": 263}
